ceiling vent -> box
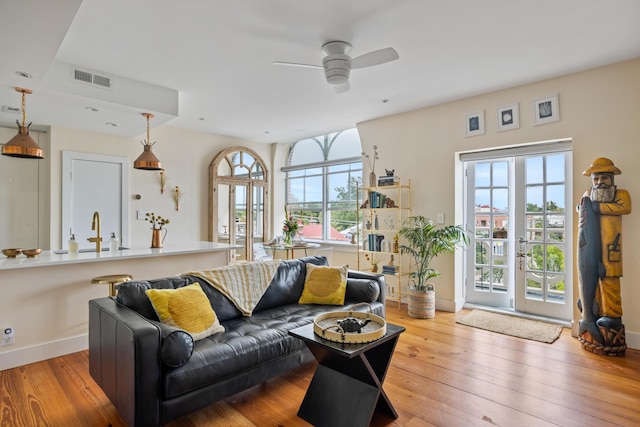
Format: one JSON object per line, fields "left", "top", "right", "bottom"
{"left": 72, "top": 67, "right": 112, "bottom": 89}
{"left": 2, "top": 105, "right": 20, "bottom": 114}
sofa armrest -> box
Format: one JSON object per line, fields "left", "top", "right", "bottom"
{"left": 89, "top": 297, "right": 163, "bottom": 427}
{"left": 347, "top": 270, "right": 386, "bottom": 315}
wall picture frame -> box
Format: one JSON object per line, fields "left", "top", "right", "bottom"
{"left": 496, "top": 103, "right": 519, "bottom": 132}
{"left": 464, "top": 110, "right": 485, "bottom": 137}
{"left": 533, "top": 94, "right": 559, "bottom": 125}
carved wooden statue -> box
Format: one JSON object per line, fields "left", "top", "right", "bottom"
{"left": 577, "top": 158, "right": 631, "bottom": 356}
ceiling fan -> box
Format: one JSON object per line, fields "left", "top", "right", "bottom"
{"left": 273, "top": 41, "right": 399, "bottom": 93}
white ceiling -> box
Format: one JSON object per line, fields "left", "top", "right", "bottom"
{"left": 1, "top": 0, "right": 640, "bottom": 143}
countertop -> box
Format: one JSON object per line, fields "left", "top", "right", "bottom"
{"left": 0, "top": 241, "right": 242, "bottom": 270}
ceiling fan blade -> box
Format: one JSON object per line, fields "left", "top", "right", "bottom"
{"left": 350, "top": 47, "right": 399, "bottom": 69}
{"left": 334, "top": 81, "right": 350, "bottom": 94}
{"left": 272, "top": 61, "right": 322, "bottom": 69}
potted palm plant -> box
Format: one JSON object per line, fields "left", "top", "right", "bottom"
{"left": 399, "top": 215, "right": 468, "bottom": 318}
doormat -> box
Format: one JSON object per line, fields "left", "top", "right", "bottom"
{"left": 456, "top": 310, "right": 563, "bottom": 343}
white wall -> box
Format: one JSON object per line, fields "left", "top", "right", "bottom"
{"left": 356, "top": 58, "right": 640, "bottom": 347}
{"left": 48, "top": 125, "right": 270, "bottom": 249}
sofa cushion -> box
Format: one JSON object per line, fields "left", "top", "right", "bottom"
{"left": 116, "top": 276, "right": 194, "bottom": 320}
{"left": 253, "top": 256, "right": 327, "bottom": 313}
{"left": 146, "top": 283, "right": 225, "bottom": 340}
{"left": 151, "top": 321, "right": 194, "bottom": 368}
{"left": 161, "top": 301, "right": 383, "bottom": 399}
{"left": 298, "top": 264, "right": 348, "bottom": 305}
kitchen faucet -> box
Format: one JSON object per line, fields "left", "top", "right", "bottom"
{"left": 87, "top": 211, "right": 102, "bottom": 252}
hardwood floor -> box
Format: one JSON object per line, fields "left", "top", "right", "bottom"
{"left": 2, "top": 306, "right": 639, "bottom": 426}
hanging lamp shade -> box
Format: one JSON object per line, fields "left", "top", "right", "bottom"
{"left": 133, "top": 113, "right": 162, "bottom": 170}
{"left": 1, "top": 87, "right": 44, "bottom": 159}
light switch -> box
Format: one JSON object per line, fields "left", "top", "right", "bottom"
{"left": 437, "top": 212, "right": 445, "bottom": 224}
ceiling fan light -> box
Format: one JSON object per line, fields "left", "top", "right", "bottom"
{"left": 133, "top": 113, "right": 162, "bottom": 170}
{"left": 326, "top": 74, "right": 349, "bottom": 86}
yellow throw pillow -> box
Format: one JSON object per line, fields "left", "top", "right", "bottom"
{"left": 298, "top": 263, "right": 348, "bottom": 305}
{"left": 145, "top": 283, "right": 224, "bottom": 340}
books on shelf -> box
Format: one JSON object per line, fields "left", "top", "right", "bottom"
{"left": 382, "top": 265, "right": 399, "bottom": 275}
{"left": 367, "top": 234, "right": 385, "bottom": 251}
{"left": 377, "top": 175, "right": 397, "bottom": 187}
{"left": 368, "top": 191, "right": 387, "bottom": 208}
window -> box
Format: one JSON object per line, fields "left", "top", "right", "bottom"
{"left": 283, "top": 129, "right": 362, "bottom": 242}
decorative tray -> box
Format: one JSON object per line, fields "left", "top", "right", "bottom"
{"left": 313, "top": 303, "right": 386, "bottom": 344}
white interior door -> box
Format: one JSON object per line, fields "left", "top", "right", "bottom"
{"left": 62, "top": 151, "right": 129, "bottom": 250}
{"left": 463, "top": 142, "right": 572, "bottom": 320}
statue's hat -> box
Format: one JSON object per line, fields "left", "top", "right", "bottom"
{"left": 583, "top": 157, "right": 621, "bottom": 176}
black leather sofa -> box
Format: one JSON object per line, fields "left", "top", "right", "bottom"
{"left": 88, "top": 256, "right": 385, "bottom": 426}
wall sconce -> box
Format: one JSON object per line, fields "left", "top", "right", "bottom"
{"left": 1, "top": 87, "right": 44, "bottom": 159}
{"left": 133, "top": 113, "right": 162, "bottom": 170}
{"left": 172, "top": 185, "right": 184, "bottom": 211}
{"left": 160, "top": 169, "right": 168, "bottom": 194}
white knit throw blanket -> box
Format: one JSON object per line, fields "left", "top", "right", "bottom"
{"left": 183, "top": 260, "right": 281, "bottom": 316}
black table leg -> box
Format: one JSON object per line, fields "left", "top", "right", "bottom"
{"left": 297, "top": 334, "right": 401, "bottom": 427}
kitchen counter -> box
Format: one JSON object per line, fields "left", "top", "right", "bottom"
{"left": 0, "top": 241, "right": 241, "bottom": 270}
{"left": 0, "top": 241, "right": 241, "bottom": 371}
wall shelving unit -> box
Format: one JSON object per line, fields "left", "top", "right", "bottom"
{"left": 356, "top": 178, "right": 411, "bottom": 309}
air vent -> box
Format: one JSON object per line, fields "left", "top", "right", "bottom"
{"left": 72, "top": 67, "right": 113, "bottom": 89}
{"left": 2, "top": 106, "right": 20, "bottom": 114}
{"left": 92, "top": 74, "right": 111, "bottom": 88}
{"left": 74, "top": 69, "right": 92, "bottom": 83}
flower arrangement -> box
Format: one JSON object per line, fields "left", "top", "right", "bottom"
{"left": 145, "top": 212, "right": 170, "bottom": 230}
{"left": 282, "top": 206, "right": 299, "bottom": 245}
{"left": 361, "top": 145, "right": 379, "bottom": 186}
{"left": 361, "top": 145, "right": 379, "bottom": 173}
{"left": 365, "top": 252, "right": 383, "bottom": 273}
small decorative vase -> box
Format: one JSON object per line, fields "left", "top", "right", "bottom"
{"left": 283, "top": 231, "right": 293, "bottom": 246}
{"left": 151, "top": 228, "right": 162, "bottom": 248}
{"left": 369, "top": 171, "right": 377, "bottom": 187}
{"left": 371, "top": 263, "right": 378, "bottom": 273}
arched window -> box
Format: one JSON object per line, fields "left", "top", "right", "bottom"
{"left": 210, "top": 147, "right": 269, "bottom": 262}
{"left": 282, "top": 128, "right": 362, "bottom": 242}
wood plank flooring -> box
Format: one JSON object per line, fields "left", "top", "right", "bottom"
{"left": 2, "top": 306, "right": 639, "bottom": 426}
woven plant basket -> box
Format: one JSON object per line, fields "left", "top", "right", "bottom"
{"left": 407, "top": 284, "right": 435, "bottom": 319}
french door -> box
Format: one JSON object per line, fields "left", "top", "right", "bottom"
{"left": 464, "top": 143, "right": 572, "bottom": 320}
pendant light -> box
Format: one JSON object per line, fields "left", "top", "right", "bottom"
{"left": 133, "top": 113, "right": 162, "bottom": 170}
{"left": 1, "top": 87, "right": 44, "bottom": 159}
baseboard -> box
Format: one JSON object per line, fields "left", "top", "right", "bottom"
{"left": 626, "top": 329, "right": 639, "bottom": 350}
{"left": 436, "top": 298, "right": 459, "bottom": 313}
{"left": 0, "top": 334, "right": 87, "bottom": 371}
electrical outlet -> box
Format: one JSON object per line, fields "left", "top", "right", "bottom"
{"left": 437, "top": 212, "right": 445, "bottom": 224}
{"left": 136, "top": 210, "right": 147, "bottom": 220}
{"left": 2, "top": 327, "right": 15, "bottom": 346}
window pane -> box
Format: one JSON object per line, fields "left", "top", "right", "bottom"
{"left": 546, "top": 184, "right": 565, "bottom": 212}
{"left": 526, "top": 186, "right": 543, "bottom": 212}
{"left": 546, "top": 154, "right": 565, "bottom": 183}
{"left": 492, "top": 188, "right": 508, "bottom": 214}
{"left": 476, "top": 162, "right": 490, "bottom": 187}
{"left": 285, "top": 128, "right": 362, "bottom": 241}
{"left": 526, "top": 156, "right": 543, "bottom": 184}
{"left": 492, "top": 161, "right": 508, "bottom": 186}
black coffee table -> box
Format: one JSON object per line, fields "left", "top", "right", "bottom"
{"left": 289, "top": 321, "right": 405, "bottom": 427}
